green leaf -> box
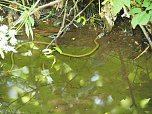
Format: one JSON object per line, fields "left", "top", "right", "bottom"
{"left": 21, "top": 50, "right": 32, "bottom": 56}
{"left": 131, "top": 14, "right": 140, "bottom": 28}
{"left": 143, "top": 0, "right": 151, "bottom": 7}
{"left": 29, "top": 16, "right": 34, "bottom": 26}
{"left": 131, "top": 11, "right": 151, "bottom": 28}
{"left": 29, "top": 25, "right": 34, "bottom": 40}
{"left": 138, "top": 11, "right": 150, "bottom": 25}
{"left": 146, "top": 4, "right": 152, "bottom": 10}
{"left": 140, "top": 98, "right": 151, "bottom": 108}
{"left": 77, "top": 17, "right": 81, "bottom": 23}
{"left": 136, "top": 0, "right": 142, "bottom": 4}
{"left": 113, "top": 0, "right": 124, "bottom": 15}
{"left": 149, "top": 10, "right": 152, "bottom": 15}
{"left": 25, "top": 22, "right": 29, "bottom": 37}
{"left": 0, "top": 49, "right": 4, "bottom": 59}
{"left": 124, "top": 0, "right": 130, "bottom": 7}
{"left": 25, "top": 16, "right": 34, "bottom": 39}
{"left": 150, "top": 16, "right": 152, "bottom": 22}
{"left": 128, "top": 72, "right": 135, "bottom": 82}
{"left": 54, "top": 47, "right": 62, "bottom": 54}
{"left": 129, "top": 8, "right": 142, "bottom": 15}
{"left": 76, "top": 16, "right": 86, "bottom": 25}
{"left": 29, "top": 43, "right": 39, "bottom": 49}
{"left": 21, "top": 0, "right": 25, "bottom": 6}
{"left": 21, "top": 96, "right": 30, "bottom": 103}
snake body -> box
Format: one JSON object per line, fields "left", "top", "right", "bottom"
{"left": 57, "top": 36, "right": 100, "bottom": 57}
{"left": 10, "top": 33, "right": 102, "bottom": 71}
{"left": 57, "top": 32, "right": 104, "bottom": 57}
{"left": 46, "top": 31, "right": 104, "bottom": 57}
{"left": 37, "top": 32, "right": 103, "bottom": 57}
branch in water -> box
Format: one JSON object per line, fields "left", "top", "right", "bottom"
{"left": 140, "top": 25, "right": 152, "bottom": 49}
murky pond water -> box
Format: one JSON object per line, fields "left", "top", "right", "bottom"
{"left": 0, "top": 21, "right": 152, "bottom": 114}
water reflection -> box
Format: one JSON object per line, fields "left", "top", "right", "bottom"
{"left": 0, "top": 26, "right": 152, "bottom": 114}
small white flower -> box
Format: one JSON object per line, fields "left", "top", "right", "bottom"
{"left": 9, "top": 29, "right": 17, "bottom": 38}
{"left": 3, "top": 46, "right": 17, "bottom": 53}
{"left": 0, "top": 25, "right": 8, "bottom": 33}
{"left": 1, "top": 38, "right": 8, "bottom": 44}
{"left": 0, "top": 32, "right": 8, "bottom": 40}
{"left": 0, "top": 25, "right": 18, "bottom": 59}
{"left": 10, "top": 37, "right": 18, "bottom": 45}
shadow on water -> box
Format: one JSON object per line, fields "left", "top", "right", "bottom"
{"left": 0, "top": 21, "right": 152, "bottom": 114}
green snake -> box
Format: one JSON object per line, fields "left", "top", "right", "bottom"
{"left": 10, "top": 33, "right": 103, "bottom": 71}
{"left": 55, "top": 35, "right": 101, "bottom": 57}
{"left": 46, "top": 32, "right": 104, "bottom": 57}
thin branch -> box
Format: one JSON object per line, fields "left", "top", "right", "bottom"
{"left": 140, "top": 25, "right": 152, "bottom": 49}
{"left": 134, "top": 42, "right": 149, "bottom": 60}
{"left": 30, "top": 0, "right": 62, "bottom": 15}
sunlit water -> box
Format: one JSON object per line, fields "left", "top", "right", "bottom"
{"left": 0, "top": 22, "right": 152, "bottom": 114}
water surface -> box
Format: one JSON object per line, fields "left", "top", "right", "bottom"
{"left": 0, "top": 22, "right": 152, "bottom": 114}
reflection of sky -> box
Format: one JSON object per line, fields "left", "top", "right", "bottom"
{"left": 7, "top": 81, "right": 15, "bottom": 87}
{"left": 8, "top": 86, "right": 23, "bottom": 99}
{"left": 91, "top": 73, "right": 99, "bottom": 82}
{"left": 8, "top": 87, "right": 18, "bottom": 99}
{"left": 107, "top": 95, "right": 113, "bottom": 104}
{"left": 94, "top": 96, "right": 104, "bottom": 106}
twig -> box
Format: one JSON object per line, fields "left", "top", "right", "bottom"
{"left": 1, "top": 0, "right": 30, "bottom": 10}
{"left": 46, "top": 0, "right": 68, "bottom": 48}
{"left": 67, "top": 0, "right": 79, "bottom": 17}
{"left": 98, "top": 0, "right": 101, "bottom": 14}
{"left": 30, "top": 0, "right": 62, "bottom": 15}
{"left": 134, "top": 42, "right": 149, "bottom": 60}
{"left": 140, "top": 25, "right": 152, "bottom": 49}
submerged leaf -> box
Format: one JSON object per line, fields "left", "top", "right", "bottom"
{"left": 21, "top": 50, "right": 32, "bottom": 56}
{"left": 140, "top": 98, "right": 151, "bottom": 108}
{"left": 54, "top": 47, "right": 62, "bottom": 54}
{"left": 29, "top": 42, "right": 39, "bottom": 49}
{"left": 21, "top": 96, "right": 30, "bottom": 103}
